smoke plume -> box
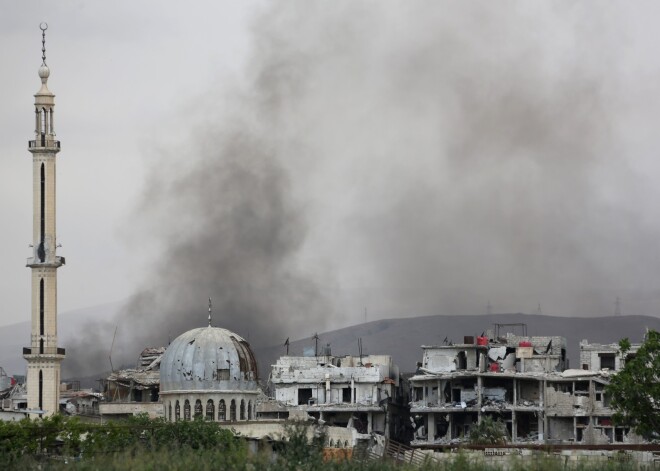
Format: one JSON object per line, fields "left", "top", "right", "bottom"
{"left": 65, "top": 2, "right": 660, "bottom": 376}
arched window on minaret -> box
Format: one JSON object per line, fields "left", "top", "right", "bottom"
{"left": 39, "top": 278, "right": 45, "bottom": 337}
{"left": 39, "top": 163, "right": 45, "bottom": 262}
{"left": 38, "top": 370, "right": 43, "bottom": 410}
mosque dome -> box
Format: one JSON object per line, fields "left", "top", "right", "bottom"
{"left": 160, "top": 326, "right": 259, "bottom": 393}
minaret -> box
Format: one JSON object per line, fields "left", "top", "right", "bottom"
{"left": 23, "top": 23, "right": 66, "bottom": 416}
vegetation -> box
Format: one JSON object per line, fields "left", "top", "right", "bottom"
{"left": 468, "top": 416, "right": 508, "bottom": 445}
{"left": 0, "top": 414, "right": 647, "bottom": 470}
{"left": 606, "top": 329, "right": 660, "bottom": 440}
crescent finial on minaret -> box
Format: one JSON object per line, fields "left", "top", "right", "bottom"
{"left": 40, "top": 23, "right": 48, "bottom": 65}
{"left": 208, "top": 297, "right": 213, "bottom": 327}
{"left": 38, "top": 23, "right": 51, "bottom": 86}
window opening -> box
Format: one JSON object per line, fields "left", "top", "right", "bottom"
{"left": 298, "top": 388, "right": 313, "bottom": 405}
{"left": 40, "top": 278, "right": 45, "bottom": 336}
{"left": 38, "top": 370, "right": 43, "bottom": 411}
{"left": 599, "top": 353, "right": 616, "bottom": 370}
{"left": 39, "top": 164, "right": 45, "bottom": 262}
{"left": 230, "top": 399, "right": 236, "bottom": 421}
{"left": 184, "top": 400, "right": 191, "bottom": 421}
{"left": 218, "top": 399, "right": 226, "bottom": 421}
{"left": 206, "top": 399, "right": 214, "bottom": 420}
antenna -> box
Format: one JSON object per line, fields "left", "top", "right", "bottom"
{"left": 536, "top": 303, "right": 542, "bottom": 315}
{"left": 284, "top": 337, "right": 290, "bottom": 355}
{"left": 313, "top": 332, "right": 319, "bottom": 356}
{"left": 39, "top": 23, "right": 48, "bottom": 66}
{"left": 358, "top": 338, "right": 363, "bottom": 365}
{"left": 615, "top": 297, "right": 621, "bottom": 317}
{"left": 108, "top": 325, "right": 118, "bottom": 372}
{"left": 208, "top": 297, "right": 212, "bottom": 326}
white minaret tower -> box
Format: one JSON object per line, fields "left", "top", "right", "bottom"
{"left": 23, "top": 23, "right": 65, "bottom": 416}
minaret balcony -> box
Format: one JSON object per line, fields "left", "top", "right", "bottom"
{"left": 26, "top": 255, "right": 65, "bottom": 268}
{"left": 23, "top": 346, "right": 66, "bottom": 358}
{"left": 28, "top": 139, "right": 60, "bottom": 151}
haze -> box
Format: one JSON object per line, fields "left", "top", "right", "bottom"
{"left": 3, "top": 2, "right": 660, "bottom": 375}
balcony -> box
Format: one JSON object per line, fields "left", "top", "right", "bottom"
{"left": 23, "top": 347, "right": 66, "bottom": 356}
{"left": 28, "top": 139, "right": 60, "bottom": 150}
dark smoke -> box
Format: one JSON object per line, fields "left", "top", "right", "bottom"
{"left": 65, "top": 2, "right": 660, "bottom": 376}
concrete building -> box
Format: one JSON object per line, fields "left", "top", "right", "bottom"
{"left": 22, "top": 24, "right": 66, "bottom": 417}
{"left": 100, "top": 347, "right": 165, "bottom": 419}
{"left": 579, "top": 339, "right": 640, "bottom": 372}
{"left": 539, "top": 337, "right": 644, "bottom": 444}
{"left": 270, "top": 352, "right": 404, "bottom": 440}
{"left": 409, "top": 328, "right": 646, "bottom": 446}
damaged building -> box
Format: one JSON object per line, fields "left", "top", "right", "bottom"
{"left": 100, "top": 347, "right": 165, "bottom": 419}
{"left": 270, "top": 351, "right": 407, "bottom": 442}
{"left": 409, "top": 327, "right": 646, "bottom": 446}
{"left": 540, "top": 338, "right": 644, "bottom": 445}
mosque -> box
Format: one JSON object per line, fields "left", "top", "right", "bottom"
{"left": 19, "top": 24, "right": 266, "bottom": 422}
{"left": 18, "top": 27, "right": 398, "bottom": 449}
{"left": 159, "top": 301, "right": 261, "bottom": 423}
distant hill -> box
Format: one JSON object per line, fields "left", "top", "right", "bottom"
{"left": 0, "top": 302, "right": 121, "bottom": 377}
{"left": 253, "top": 313, "right": 660, "bottom": 377}
{"left": 1, "top": 307, "right": 658, "bottom": 386}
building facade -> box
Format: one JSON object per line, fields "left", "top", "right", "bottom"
{"left": 270, "top": 353, "right": 404, "bottom": 440}
{"left": 409, "top": 330, "right": 645, "bottom": 446}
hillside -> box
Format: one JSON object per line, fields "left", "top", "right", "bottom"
{"left": 0, "top": 302, "right": 121, "bottom": 377}
{"left": 1, "top": 308, "right": 658, "bottom": 383}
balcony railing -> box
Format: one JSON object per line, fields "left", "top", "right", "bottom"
{"left": 28, "top": 139, "right": 60, "bottom": 149}
{"left": 23, "top": 347, "right": 66, "bottom": 356}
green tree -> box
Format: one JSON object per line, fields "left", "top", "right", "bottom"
{"left": 606, "top": 330, "right": 659, "bottom": 439}
{"left": 468, "top": 416, "right": 507, "bottom": 445}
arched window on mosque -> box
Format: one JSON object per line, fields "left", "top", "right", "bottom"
{"left": 218, "top": 399, "right": 226, "bottom": 421}
{"left": 184, "top": 400, "right": 191, "bottom": 421}
{"left": 240, "top": 399, "right": 245, "bottom": 420}
{"left": 175, "top": 401, "right": 180, "bottom": 421}
{"left": 168, "top": 402, "right": 172, "bottom": 421}
{"left": 194, "top": 399, "right": 203, "bottom": 419}
{"left": 247, "top": 400, "right": 252, "bottom": 420}
{"left": 230, "top": 399, "right": 236, "bottom": 421}
{"left": 206, "top": 399, "right": 215, "bottom": 420}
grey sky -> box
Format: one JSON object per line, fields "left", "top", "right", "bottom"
{"left": 2, "top": 1, "right": 660, "bottom": 344}
{"left": 0, "top": 1, "right": 259, "bottom": 326}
